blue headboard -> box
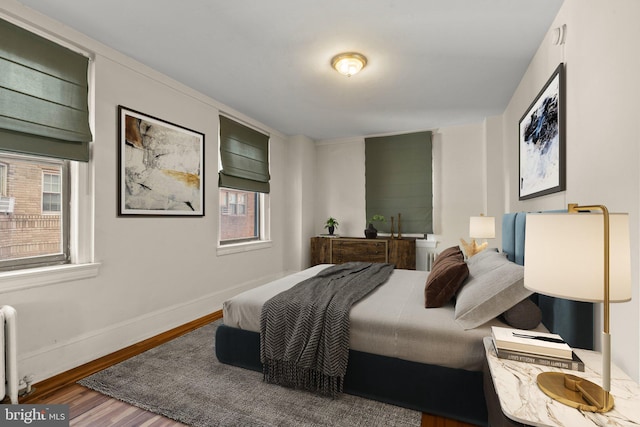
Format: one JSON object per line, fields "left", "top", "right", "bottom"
{"left": 502, "top": 212, "right": 594, "bottom": 350}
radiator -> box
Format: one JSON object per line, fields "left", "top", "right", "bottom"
{"left": 1, "top": 305, "right": 18, "bottom": 404}
{"left": 426, "top": 252, "right": 437, "bottom": 271}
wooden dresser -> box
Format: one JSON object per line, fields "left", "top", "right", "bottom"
{"left": 310, "top": 236, "right": 416, "bottom": 270}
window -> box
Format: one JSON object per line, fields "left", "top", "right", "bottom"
{"left": 365, "top": 131, "right": 433, "bottom": 235}
{"left": 237, "top": 193, "right": 246, "bottom": 215}
{"left": 221, "top": 191, "right": 247, "bottom": 217}
{"left": 0, "top": 152, "right": 69, "bottom": 270}
{"left": 0, "top": 162, "right": 7, "bottom": 196}
{"left": 0, "top": 17, "right": 92, "bottom": 275}
{"left": 42, "top": 171, "right": 62, "bottom": 213}
{"left": 219, "top": 189, "right": 260, "bottom": 243}
{"left": 228, "top": 192, "right": 237, "bottom": 215}
{"left": 218, "top": 115, "right": 270, "bottom": 246}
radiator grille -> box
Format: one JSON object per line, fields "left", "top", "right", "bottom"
{"left": 1, "top": 305, "right": 18, "bottom": 404}
{"left": 426, "top": 252, "right": 437, "bottom": 271}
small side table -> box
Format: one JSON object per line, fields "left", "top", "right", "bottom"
{"left": 483, "top": 337, "right": 640, "bottom": 427}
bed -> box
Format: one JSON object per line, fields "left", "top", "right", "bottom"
{"left": 215, "top": 212, "right": 594, "bottom": 426}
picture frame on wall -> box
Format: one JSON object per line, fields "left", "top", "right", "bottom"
{"left": 118, "top": 106, "right": 204, "bottom": 216}
{"left": 518, "top": 63, "right": 565, "bottom": 200}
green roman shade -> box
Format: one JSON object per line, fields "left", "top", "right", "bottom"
{"left": 219, "top": 115, "right": 270, "bottom": 193}
{"left": 0, "top": 18, "right": 92, "bottom": 162}
{"left": 365, "top": 131, "right": 433, "bottom": 234}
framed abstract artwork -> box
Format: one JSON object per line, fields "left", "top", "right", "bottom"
{"left": 518, "top": 63, "right": 565, "bottom": 200}
{"left": 118, "top": 106, "right": 204, "bottom": 216}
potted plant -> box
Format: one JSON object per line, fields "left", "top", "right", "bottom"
{"left": 324, "top": 217, "right": 339, "bottom": 235}
{"left": 365, "top": 214, "right": 385, "bottom": 239}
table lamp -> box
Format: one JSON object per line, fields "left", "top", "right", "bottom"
{"left": 524, "top": 204, "right": 631, "bottom": 412}
{"left": 460, "top": 214, "right": 495, "bottom": 257}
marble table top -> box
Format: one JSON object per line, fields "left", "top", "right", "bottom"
{"left": 484, "top": 337, "right": 640, "bottom": 427}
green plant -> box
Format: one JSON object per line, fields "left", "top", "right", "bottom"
{"left": 369, "top": 214, "right": 385, "bottom": 223}
{"left": 325, "top": 217, "right": 339, "bottom": 229}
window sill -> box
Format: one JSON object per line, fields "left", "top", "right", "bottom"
{"left": 0, "top": 262, "right": 101, "bottom": 294}
{"left": 217, "top": 240, "right": 272, "bottom": 256}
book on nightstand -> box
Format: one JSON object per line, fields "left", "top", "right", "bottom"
{"left": 491, "top": 339, "right": 585, "bottom": 372}
{"left": 491, "top": 326, "right": 573, "bottom": 360}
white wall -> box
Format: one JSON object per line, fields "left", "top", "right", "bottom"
{"left": 314, "top": 123, "right": 487, "bottom": 254}
{"left": 286, "top": 135, "right": 317, "bottom": 270}
{"left": 484, "top": 115, "right": 505, "bottom": 245}
{"left": 491, "top": 0, "right": 640, "bottom": 380}
{"left": 433, "top": 123, "right": 486, "bottom": 249}
{"left": 0, "top": 1, "right": 304, "bottom": 383}
{"left": 314, "top": 137, "right": 366, "bottom": 238}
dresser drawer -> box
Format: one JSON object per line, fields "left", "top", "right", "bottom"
{"left": 330, "top": 239, "right": 388, "bottom": 264}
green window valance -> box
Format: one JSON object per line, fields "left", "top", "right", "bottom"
{"left": 219, "top": 115, "right": 270, "bottom": 193}
{"left": 0, "top": 18, "right": 92, "bottom": 162}
{"left": 365, "top": 131, "right": 433, "bottom": 234}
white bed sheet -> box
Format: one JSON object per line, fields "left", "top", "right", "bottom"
{"left": 223, "top": 264, "right": 516, "bottom": 371}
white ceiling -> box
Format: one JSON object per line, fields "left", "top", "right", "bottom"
{"left": 16, "top": 0, "right": 563, "bottom": 140}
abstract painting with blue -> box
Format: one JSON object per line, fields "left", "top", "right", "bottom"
{"left": 518, "top": 63, "right": 565, "bottom": 200}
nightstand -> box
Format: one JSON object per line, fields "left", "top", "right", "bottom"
{"left": 483, "top": 337, "right": 640, "bottom": 426}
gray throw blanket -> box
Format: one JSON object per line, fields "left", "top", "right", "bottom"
{"left": 260, "top": 262, "right": 394, "bottom": 397}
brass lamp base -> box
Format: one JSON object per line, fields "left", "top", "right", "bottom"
{"left": 537, "top": 372, "right": 614, "bottom": 412}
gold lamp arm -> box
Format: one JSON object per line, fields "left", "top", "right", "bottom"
{"left": 567, "top": 203, "right": 611, "bottom": 405}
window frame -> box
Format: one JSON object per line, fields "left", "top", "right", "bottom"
{"left": 0, "top": 15, "right": 98, "bottom": 290}
{"left": 218, "top": 188, "right": 261, "bottom": 245}
{"left": 217, "top": 189, "right": 271, "bottom": 255}
{"left": 216, "top": 115, "right": 271, "bottom": 255}
{"left": 228, "top": 192, "right": 238, "bottom": 216}
{"left": 0, "top": 153, "right": 70, "bottom": 271}
{"left": 220, "top": 189, "right": 249, "bottom": 218}
{"left": 0, "top": 154, "right": 99, "bottom": 290}
{"left": 42, "top": 169, "right": 62, "bottom": 214}
{"left": 0, "top": 162, "right": 7, "bottom": 196}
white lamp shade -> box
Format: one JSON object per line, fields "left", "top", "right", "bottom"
{"left": 524, "top": 212, "right": 631, "bottom": 303}
{"left": 469, "top": 216, "right": 495, "bottom": 239}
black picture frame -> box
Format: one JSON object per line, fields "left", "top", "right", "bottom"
{"left": 518, "top": 63, "right": 565, "bottom": 200}
{"left": 118, "top": 106, "right": 204, "bottom": 216}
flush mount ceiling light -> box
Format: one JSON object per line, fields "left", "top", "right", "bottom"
{"left": 331, "top": 52, "right": 367, "bottom": 77}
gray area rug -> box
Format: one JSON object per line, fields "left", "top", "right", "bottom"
{"left": 79, "top": 320, "right": 421, "bottom": 427}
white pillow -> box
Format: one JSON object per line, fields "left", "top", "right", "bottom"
{"left": 454, "top": 250, "right": 532, "bottom": 330}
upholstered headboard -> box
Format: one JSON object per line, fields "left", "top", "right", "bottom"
{"left": 502, "top": 212, "right": 595, "bottom": 350}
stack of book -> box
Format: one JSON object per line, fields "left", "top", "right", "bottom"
{"left": 491, "top": 326, "right": 584, "bottom": 371}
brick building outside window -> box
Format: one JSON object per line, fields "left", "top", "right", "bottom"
{"left": 0, "top": 154, "right": 65, "bottom": 265}
{"left": 219, "top": 189, "right": 258, "bottom": 243}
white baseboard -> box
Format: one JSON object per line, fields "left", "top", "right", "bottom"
{"left": 18, "top": 270, "right": 292, "bottom": 385}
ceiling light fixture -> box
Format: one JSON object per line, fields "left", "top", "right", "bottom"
{"left": 331, "top": 52, "right": 367, "bottom": 77}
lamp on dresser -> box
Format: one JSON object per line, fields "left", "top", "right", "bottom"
{"left": 460, "top": 214, "right": 495, "bottom": 257}
{"left": 524, "top": 204, "right": 631, "bottom": 412}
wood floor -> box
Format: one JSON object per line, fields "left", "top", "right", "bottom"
{"left": 35, "top": 383, "right": 185, "bottom": 427}
{"left": 17, "top": 311, "right": 476, "bottom": 427}
{"left": 35, "top": 383, "right": 473, "bottom": 427}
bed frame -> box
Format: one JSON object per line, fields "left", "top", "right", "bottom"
{"left": 215, "top": 212, "right": 594, "bottom": 426}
